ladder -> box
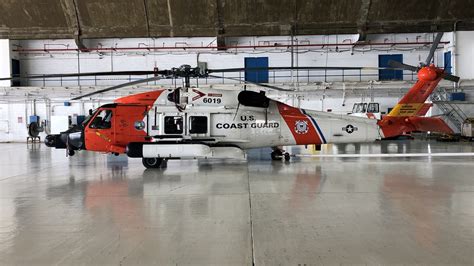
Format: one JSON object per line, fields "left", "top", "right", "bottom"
{"left": 430, "top": 88, "right": 468, "bottom": 133}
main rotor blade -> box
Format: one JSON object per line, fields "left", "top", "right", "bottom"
{"left": 425, "top": 32, "right": 444, "bottom": 66}
{"left": 387, "top": 60, "right": 419, "bottom": 72}
{"left": 208, "top": 75, "right": 293, "bottom": 92}
{"left": 0, "top": 70, "right": 164, "bottom": 81}
{"left": 208, "top": 66, "right": 366, "bottom": 73}
{"left": 71, "top": 75, "right": 163, "bottom": 100}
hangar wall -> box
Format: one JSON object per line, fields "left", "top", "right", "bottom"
{"left": 0, "top": 40, "right": 10, "bottom": 87}
{"left": 456, "top": 31, "right": 474, "bottom": 79}
{"left": 15, "top": 33, "right": 450, "bottom": 87}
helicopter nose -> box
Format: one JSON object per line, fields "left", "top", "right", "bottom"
{"left": 45, "top": 131, "right": 83, "bottom": 150}
{"left": 67, "top": 131, "right": 83, "bottom": 150}
{"left": 44, "top": 134, "right": 66, "bottom": 148}
{"left": 44, "top": 134, "right": 58, "bottom": 147}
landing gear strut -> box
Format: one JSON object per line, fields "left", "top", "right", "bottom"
{"left": 271, "top": 147, "right": 290, "bottom": 162}
{"left": 142, "top": 158, "right": 168, "bottom": 169}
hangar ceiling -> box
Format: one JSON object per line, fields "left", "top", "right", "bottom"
{"left": 0, "top": 0, "right": 473, "bottom": 40}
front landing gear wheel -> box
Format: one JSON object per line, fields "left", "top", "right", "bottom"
{"left": 142, "top": 158, "right": 163, "bottom": 169}
{"left": 284, "top": 152, "right": 290, "bottom": 161}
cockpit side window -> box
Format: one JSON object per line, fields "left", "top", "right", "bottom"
{"left": 89, "top": 109, "right": 113, "bottom": 129}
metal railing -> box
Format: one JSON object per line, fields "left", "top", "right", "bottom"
{"left": 430, "top": 88, "right": 468, "bottom": 132}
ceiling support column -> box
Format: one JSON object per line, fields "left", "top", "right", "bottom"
{"left": 357, "top": 0, "right": 372, "bottom": 41}
{"left": 216, "top": 0, "right": 226, "bottom": 50}
{"left": 61, "top": 0, "right": 87, "bottom": 51}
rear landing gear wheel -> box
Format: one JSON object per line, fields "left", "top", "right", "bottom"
{"left": 284, "top": 152, "right": 290, "bottom": 161}
{"left": 160, "top": 159, "right": 168, "bottom": 168}
{"left": 142, "top": 158, "right": 163, "bottom": 169}
{"left": 271, "top": 150, "right": 283, "bottom": 161}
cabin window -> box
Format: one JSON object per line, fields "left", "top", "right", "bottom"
{"left": 189, "top": 116, "right": 208, "bottom": 134}
{"left": 164, "top": 116, "right": 183, "bottom": 134}
{"left": 89, "top": 109, "right": 112, "bottom": 129}
{"left": 367, "top": 103, "right": 380, "bottom": 113}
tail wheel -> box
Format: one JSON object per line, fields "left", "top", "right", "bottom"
{"left": 142, "top": 158, "right": 163, "bottom": 169}
{"left": 284, "top": 152, "right": 291, "bottom": 161}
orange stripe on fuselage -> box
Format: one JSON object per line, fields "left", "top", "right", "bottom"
{"left": 277, "top": 102, "right": 323, "bottom": 145}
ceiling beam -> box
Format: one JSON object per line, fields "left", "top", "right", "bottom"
{"left": 60, "top": 0, "right": 86, "bottom": 50}
{"left": 357, "top": 0, "right": 371, "bottom": 41}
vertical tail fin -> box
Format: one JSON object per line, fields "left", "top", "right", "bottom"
{"left": 387, "top": 70, "right": 443, "bottom": 117}
{"left": 379, "top": 66, "right": 454, "bottom": 137}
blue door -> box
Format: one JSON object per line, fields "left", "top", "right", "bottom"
{"left": 444, "top": 51, "right": 452, "bottom": 74}
{"left": 379, "top": 54, "right": 403, "bottom": 80}
{"left": 11, "top": 59, "right": 21, "bottom": 86}
{"left": 245, "top": 57, "right": 269, "bottom": 83}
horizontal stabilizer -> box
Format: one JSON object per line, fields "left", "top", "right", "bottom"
{"left": 407, "top": 116, "right": 453, "bottom": 134}
{"left": 379, "top": 116, "right": 453, "bottom": 138}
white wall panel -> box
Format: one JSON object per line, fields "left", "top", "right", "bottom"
{"left": 0, "top": 39, "right": 11, "bottom": 87}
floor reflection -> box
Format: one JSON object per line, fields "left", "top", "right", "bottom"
{"left": 0, "top": 141, "right": 472, "bottom": 264}
{"left": 382, "top": 171, "right": 453, "bottom": 251}
{"left": 288, "top": 165, "right": 325, "bottom": 210}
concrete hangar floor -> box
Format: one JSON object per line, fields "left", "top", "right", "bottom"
{"left": 0, "top": 140, "right": 472, "bottom": 265}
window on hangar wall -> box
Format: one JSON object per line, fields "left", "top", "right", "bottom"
{"left": 444, "top": 51, "right": 452, "bottom": 74}
{"left": 245, "top": 57, "right": 269, "bottom": 83}
{"left": 378, "top": 54, "right": 403, "bottom": 81}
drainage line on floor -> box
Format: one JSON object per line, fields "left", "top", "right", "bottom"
{"left": 247, "top": 165, "right": 256, "bottom": 266}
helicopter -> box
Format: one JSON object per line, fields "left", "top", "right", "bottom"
{"left": 1, "top": 33, "right": 459, "bottom": 168}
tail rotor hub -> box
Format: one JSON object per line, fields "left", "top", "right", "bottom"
{"left": 418, "top": 66, "right": 438, "bottom": 82}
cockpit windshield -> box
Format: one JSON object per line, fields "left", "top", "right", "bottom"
{"left": 82, "top": 109, "right": 98, "bottom": 127}
{"left": 89, "top": 109, "right": 113, "bottom": 129}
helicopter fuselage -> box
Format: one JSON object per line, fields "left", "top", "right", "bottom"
{"left": 47, "top": 88, "right": 381, "bottom": 159}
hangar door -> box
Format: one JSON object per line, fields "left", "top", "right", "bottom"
{"left": 11, "top": 59, "right": 20, "bottom": 86}
{"left": 245, "top": 57, "right": 269, "bottom": 83}
{"left": 444, "top": 51, "right": 452, "bottom": 74}
{"left": 378, "top": 54, "right": 403, "bottom": 80}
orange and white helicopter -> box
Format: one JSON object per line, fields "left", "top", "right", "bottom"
{"left": 3, "top": 34, "right": 459, "bottom": 168}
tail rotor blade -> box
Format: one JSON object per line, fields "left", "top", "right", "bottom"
{"left": 443, "top": 74, "right": 460, "bottom": 83}
{"left": 387, "top": 60, "right": 419, "bottom": 72}
{"left": 425, "top": 32, "right": 444, "bottom": 66}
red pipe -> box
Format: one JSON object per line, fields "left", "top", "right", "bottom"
{"left": 13, "top": 41, "right": 449, "bottom": 53}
